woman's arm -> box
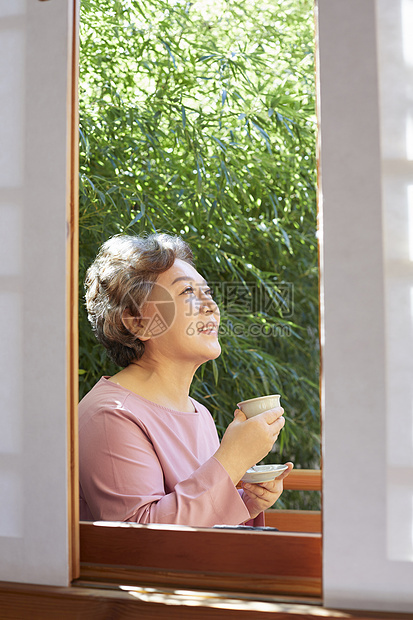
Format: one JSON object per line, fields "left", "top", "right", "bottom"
{"left": 79, "top": 408, "right": 252, "bottom": 527}
{"left": 213, "top": 408, "right": 286, "bottom": 485}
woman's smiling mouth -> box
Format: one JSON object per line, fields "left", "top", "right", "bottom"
{"left": 198, "top": 322, "right": 218, "bottom": 335}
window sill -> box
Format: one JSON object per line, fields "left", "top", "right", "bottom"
{"left": 78, "top": 521, "right": 322, "bottom": 598}
{"left": 2, "top": 580, "right": 413, "bottom": 620}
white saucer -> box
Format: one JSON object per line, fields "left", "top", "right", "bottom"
{"left": 241, "top": 464, "right": 288, "bottom": 484}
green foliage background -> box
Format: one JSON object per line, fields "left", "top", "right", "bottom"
{"left": 79, "top": 0, "right": 319, "bottom": 508}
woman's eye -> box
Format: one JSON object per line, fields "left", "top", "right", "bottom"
{"left": 181, "top": 286, "right": 194, "bottom": 295}
{"left": 180, "top": 285, "right": 214, "bottom": 297}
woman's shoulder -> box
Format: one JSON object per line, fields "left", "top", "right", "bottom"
{"left": 78, "top": 377, "right": 132, "bottom": 422}
{"left": 79, "top": 376, "right": 123, "bottom": 403}
{"left": 79, "top": 377, "right": 164, "bottom": 442}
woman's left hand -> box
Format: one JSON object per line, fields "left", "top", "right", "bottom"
{"left": 241, "top": 462, "right": 294, "bottom": 519}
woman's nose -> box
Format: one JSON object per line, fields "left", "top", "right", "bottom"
{"left": 201, "top": 303, "right": 214, "bottom": 315}
{"left": 199, "top": 293, "right": 219, "bottom": 315}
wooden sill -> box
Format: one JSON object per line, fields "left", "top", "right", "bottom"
{"left": 78, "top": 521, "right": 322, "bottom": 598}
{"left": 2, "top": 580, "right": 413, "bottom": 620}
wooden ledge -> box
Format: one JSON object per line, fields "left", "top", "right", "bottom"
{"left": 283, "top": 469, "right": 321, "bottom": 491}
{"left": 265, "top": 509, "right": 321, "bottom": 533}
{"left": 79, "top": 521, "right": 322, "bottom": 598}
{"left": 1, "top": 581, "right": 413, "bottom": 620}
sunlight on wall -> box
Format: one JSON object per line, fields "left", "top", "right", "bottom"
{"left": 0, "top": 470, "right": 23, "bottom": 538}
{"left": 0, "top": 0, "right": 25, "bottom": 539}
{"left": 0, "top": 292, "right": 22, "bottom": 455}
{"left": 411, "top": 490, "right": 413, "bottom": 547}
{"left": 0, "top": 25, "right": 24, "bottom": 187}
{"left": 406, "top": 115, "right": 413, "bottom": 161}
{"left": 402, "top": 0, "right": 413, "bottom": 66}
{"left": 409, "top": 185, "right": 413, "bottom": 261}
{"left": 377, "top": 0, "right": 413, "bottom": 563}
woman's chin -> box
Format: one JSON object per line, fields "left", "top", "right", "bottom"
{"left": 208, "top": 342, "right": 221, "bottom": 360}
{"left": 196, "top": 340, "right": 221, "bottom": 364}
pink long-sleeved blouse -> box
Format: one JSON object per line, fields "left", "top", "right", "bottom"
{"left": 79, "top": 377, "right": 263, "bottom": 527}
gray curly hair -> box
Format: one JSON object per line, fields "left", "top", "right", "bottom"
{"left": 85, "top": 233, "right": 194, "bottom": 367}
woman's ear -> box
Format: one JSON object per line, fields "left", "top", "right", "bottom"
{"left": 121, "top": 308, "right": 152, "bottom": 341}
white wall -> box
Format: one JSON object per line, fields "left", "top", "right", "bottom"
{"left": 318, "top": 0, "right": 413, "bottom": 611}
{"left": 377, "top": 0, "right": 413, "bottom": 564}
{"left": 0, "top": 0, "right": 75, "bottom": 586}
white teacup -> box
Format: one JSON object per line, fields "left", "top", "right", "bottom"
{"left": 237, "top": 394, "right": 281, "bottom": 418}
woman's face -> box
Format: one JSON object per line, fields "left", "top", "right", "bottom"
{"left": 141, "top": 259, "right": 221, "bottom": 365}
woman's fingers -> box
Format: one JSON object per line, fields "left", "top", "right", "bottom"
{"left": 262, "top": 407, "right": 284, "bottom": 424}
{"left": 262, "top": 408, "right": 285, "bottom": 439}
{"left": 233, "top": 407, "right": 284, "bottom": 443}
{"left": 275, "top": 462, "right": 294, "bottom": 480}
{"left": 219, "top": 407, "right": 288, "bottom": 479}
{"left": 233, "top": 408, "right": 247, "bottom": 421}
{"left": 232, "top": 407, "right": 284, "bottom": 430}
{"left": 243, "top": 482, "right": 273, "bottom": 499}
{"left": 262, "top": 462, "right": 294, "bottom": 486}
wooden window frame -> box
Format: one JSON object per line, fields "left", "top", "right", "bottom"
{"left": 68, "top": 0, "right": 80, "bottom": 583}
{"left": 68, "top": 0, "right": 324, "bottom": 603}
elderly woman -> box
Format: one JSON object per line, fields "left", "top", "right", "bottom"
{"left": 79, "top": 233, "right": 292, "bottom": 526}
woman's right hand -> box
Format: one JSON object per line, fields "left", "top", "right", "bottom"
{"left": 213, "top": 407, "right": 285, "bottom": 485}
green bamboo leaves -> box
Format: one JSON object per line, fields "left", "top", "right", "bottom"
{"left": 79, "top": 0, "right": 319, "bottom": 509}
